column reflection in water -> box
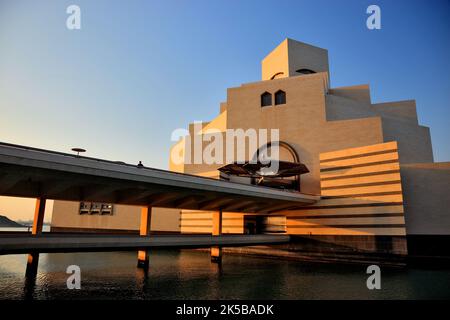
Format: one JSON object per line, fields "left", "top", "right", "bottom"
{"left": 23, "top": 252, "right": 39, "bottom": 300}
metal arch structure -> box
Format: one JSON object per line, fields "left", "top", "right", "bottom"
{"left": 252, "top": 141, "right": 302, "bottom": 191}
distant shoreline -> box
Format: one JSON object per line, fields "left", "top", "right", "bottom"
{"left": 0, "top": 215, "right": 25, "bottom": 228}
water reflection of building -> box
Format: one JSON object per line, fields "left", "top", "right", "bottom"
{"left": 51, "top": 39, "right": 450, "bottom": 259}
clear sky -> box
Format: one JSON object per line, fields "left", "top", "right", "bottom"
{"left": 0, "top": 0, "right": 449, "bottom": 221}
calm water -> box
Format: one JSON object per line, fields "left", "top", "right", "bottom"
{"left": 0, "top": 250, "right": 449, "bottom": 300}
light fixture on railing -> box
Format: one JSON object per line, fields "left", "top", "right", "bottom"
{"left": 71, "top": 148, "right": 86, "bottom": 156}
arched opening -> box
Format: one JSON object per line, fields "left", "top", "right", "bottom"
{"left": 253, "top": 141, "right": 305, "bottom": 191}
{"left": 254, "top": 141, "right": 300, "bottom": 164}
{"left": 296, "top": 68, "right": 316, "bottom": 75}
{"left": 275, "top": 90, "right": 286, "bottom": 105}
{"left": 261, "top": 91, "right": 272, "bottom": 107}
{"left": 218, "top": 142, "right": 309, "bottom": 192}
{"left": 270, "top": 72, "right": 284, "bottom": 80}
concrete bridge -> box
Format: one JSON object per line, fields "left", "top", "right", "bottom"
{"left": 0, "top": 141, "right": 318, "bottom": 273}
{"left": 0, "top": 142, "right": 317, "bottom": 212}
{"left": 0, "top": 234, "right": 290, "bottom": 254}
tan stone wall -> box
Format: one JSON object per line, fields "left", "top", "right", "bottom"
{"left": 261, "top": 39, "right": 290, "bottom": 80}
{"left": 286, "top": 38, "right": 329, "bottom": 77}
{"left": 51, "top": 201, "right": 140, "bottom": 231}
{"left": 328, "top": 85, "right": 372, "bottom": 104}
{"left": 180, "top": 210, "right": 244, "bottom": 234}
{"left": 261, "top": 39, "right": 329, "bottom": 80}
{"left": 372, "top": 100, "right": 418, "bottom": 124}
{"left": 326, "top": 90, "right": 375, "bottom": 121}
{"left": 283, "top": 141, "right": 406, "bottom": 236}
{"left": 326, "top": 87, "right": 433, "bottom": 164}
{"left": 51, "top": 201, "right": 180, "bottom": 232}
{"left": 401, "top": 162, "right": 450, "bottom": 235}
{"left": 381, "top": 118, "right": 433, "bottom": 163}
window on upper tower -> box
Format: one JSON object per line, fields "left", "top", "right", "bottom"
{"left": 275, "top": 90, "right": 286, "bottom": 105}
{"left": 296, "top": 68, "right": 316, "bottom": 75}
{"left": 261, "top": 92, "right": 272, "bottom": 107}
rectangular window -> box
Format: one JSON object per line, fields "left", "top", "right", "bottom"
{"left": 79, "top": 202, "right": 113, "bottom": 215}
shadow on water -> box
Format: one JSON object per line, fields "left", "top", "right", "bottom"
{"left": 1, "top": 249, "right": 449, "bottom": 300}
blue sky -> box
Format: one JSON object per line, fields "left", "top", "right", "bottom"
{"left": 0, "top": 0, "right": 449, "bottom": 220}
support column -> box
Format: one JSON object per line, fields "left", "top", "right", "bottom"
{"left": 211, "top": 209, "right": 222, "bottom": 262}
{"left": 137, "top": 205, "right": 152, "bottom": 268}
{"left": 31, "top": 197, "right": 46, "bottom": 235}
{"left": 25, "top": 198, "right": 46, "bottom": 286}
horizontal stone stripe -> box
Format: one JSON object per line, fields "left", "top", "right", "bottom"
{"left": 180, "top": 213, "right": 212, "bottom": 218}
{"left": 281, "top": 204, "right": 404, "bottom": 216}
{"left": 181, "top": 212, "right": 242, "bottom": 218}
{"left": 180, "top": 225, "right": 242, "bottom": 229}
{"left": 180, "top": 218, "right": 242, "bottom": 221}
{"left": 180, "top": 219, "right": 242, "bottom": 224}
{"left": 181, "top": 210, "right": 211, "bottom": 213}
{"left": 180, "top": 221, "right": 243, "bottom": 227}
{"left": 320, "top": 169, "right": 400, "bottom": 182}
{"left": 321, "top": 172, "right": 401, "bottom": 188}
{"left": 287, "top": 216, "right": 405, "bottom": 226}
{"left": 179, "top": 231, "right": 244, "bottom": 234}
{"left": 287, "top": 227, "right": 406, "bottom": 236}
{"left": 321, "top": 184, "right": 402, "bottom": 197}
{"left": 180, "top": 225, "right": 211, "bottom": 229}
{"left": 320, "top": 159, "right": 399, "bottom": 172}
{"left": 180, "top": 231, "right": 210, "bottom": 234}
{"left": 180, "top": 221, "right": 212, "bottom": 226}
{"left": 180, "top": 217, "right": 243, "bottom": 221}
{"left": 320, "top": 151, "right": 398, "bottom": 169}
{"left": 181, "top": 210, "right": 212, "bottom": 214}
{"left": 320, "top": 163, "right": 400, "bottom": 179}
{"left": 321, "top": 180, "right": 402, "bottom": 190}
{"left": 180, "top": 221, "right": 233, "bottom": 226}
{"left": 180, "top": 217, "right": 211, "bottom": 221}
{"left": 180, "top": 229, "right": 211, "bottom": 233}
{"left": 287, "top": 224, "right": 405, "bottom": 228}
{"left": 319, "top": 141, "right": 398, "bottom": 161}
{"left": 321, "top": 191, "right": 403, "bottom": 199}
{"left": 320, "top": 148, "right": 398, "bottom": 163}
{"left": 287, "top": 212, "right": 405, "bottom": 219}
{"left": 180, "top": 225, "right": 211, "bottom": 227}
{"left": 293, "top": 202, "right": 404, "bottom": 210}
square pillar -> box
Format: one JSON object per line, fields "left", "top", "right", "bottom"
{"left": 211, "top": 209, "right": 222, "bottom": 262}
{"left": 32, "top": 197, "right": 46, "bottom": 235}
{"left": 137, "top": 205, "right": 152, "bottom": 268}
